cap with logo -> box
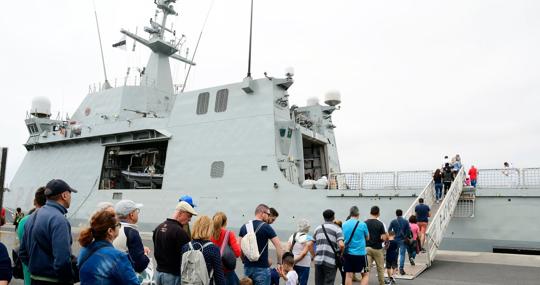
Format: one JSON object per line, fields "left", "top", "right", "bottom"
{"left": 44, "top": 179, "right": 78, "bottom": 196}
{"left": 115, "top": 200, "right": 144, "bottom": 216}
{"left": 176, "top": 201, "right": 198, "bottom": 216}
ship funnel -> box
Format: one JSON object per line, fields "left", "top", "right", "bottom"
{"left": 324, "top": 90, "right": 341, "bottom": 106}
{"left": 307, "top": 96, "right": 319, "bottom": 106}
{"left": 30, "top": 96, "right": 52, "bottom": 118}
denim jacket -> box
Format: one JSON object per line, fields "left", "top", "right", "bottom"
{"left": 78, "top": 240, "right": 139, "bottom": 285}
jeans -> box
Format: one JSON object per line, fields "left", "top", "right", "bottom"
{"left": 154, "top": 271, "right": 180, "bottom": 285}
{"left": 244, "top": 267, "right": 270, "bottom": 285}
{"left": 398, "top": 240, "right": 407, "bottom": 270}
{"left": 471, "top": 179, "right": 477, "bottom": 187}
{"left": 366, "top": 247, "right": 385, "bottom": 285}
{"left": 434, "top": 183, "right": 443, "bottom": 200}
{"left": 294, "top": 265, "right": 310, "bottom": 285}
{"left": 315, "top": 264, "right": 339, "bottom": 285}
{"left": 407, "top": 240, "right": 417, "bottom": 260}
{"left": 225, "top": 270, "right": 240, "bottom": 285}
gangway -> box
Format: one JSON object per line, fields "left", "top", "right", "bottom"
{"left": 396, "top": 167, "right": 467, "bottom": 279}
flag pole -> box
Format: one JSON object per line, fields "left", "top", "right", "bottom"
{"left": 93, "top": 0, "right": 111, "bottom": 89}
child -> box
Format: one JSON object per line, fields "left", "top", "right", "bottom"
{"left": 385, "top": 231, "right": 399, "bottom": 284}
{"left": 277, "top": 252, "right": 298, "bottom": 285}
{"left": 240, "top": 277, "right": 253, "bottom": 285}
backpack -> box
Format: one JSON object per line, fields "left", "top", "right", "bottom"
{"left": 181, "top": 241, "right": 213, "bottom": 285}
{"left": 240, "top": 220, "right": 266, "bottom": 262}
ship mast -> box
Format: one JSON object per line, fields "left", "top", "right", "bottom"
{"left": 120, "top": 0, "right": 194, "bottom": 92}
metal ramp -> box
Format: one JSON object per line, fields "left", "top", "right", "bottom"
{"left": 394, "top": 167, "right": 467, "bottom": 280}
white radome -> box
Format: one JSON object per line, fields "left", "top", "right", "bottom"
{"left": 324, "top": 90, "right": 341, "bottom": 106}
{"left": 307, "top": 96, "right": 319, "bottom": 106}
{"left": 30, "top": 96, "right": 52, "bottom": 117}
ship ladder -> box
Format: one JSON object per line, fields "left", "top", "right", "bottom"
{"left": 396, "top": 167, "right": 467, "bottom": 279}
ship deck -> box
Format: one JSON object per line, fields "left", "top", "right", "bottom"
{"left": 2, "top": 225, "right": 539, "bottom": 285}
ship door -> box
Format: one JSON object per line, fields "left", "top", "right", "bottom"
{"left": 302, "top": 136, "right": 328, "bottom": 181}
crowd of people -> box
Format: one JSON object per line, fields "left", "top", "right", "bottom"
{"left": 0, "top": 179, "right": 439, "bottom": 285}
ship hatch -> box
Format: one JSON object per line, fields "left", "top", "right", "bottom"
{"left": 302, "top": 136, "right": 328, "bottom": 180}
{"left": 99, "top": 141, "right": 168, "bottom": 190}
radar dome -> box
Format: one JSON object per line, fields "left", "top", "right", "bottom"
{"left": 30, "top": 96, "right": 52, "bottom": 118}
{"left": 307, "top": 97, "right": 319, "bottom": 106}
{"left": 324, "top": 90, "right": 341, "bottom": 106}
{"left": 285, "top": 66, "right": 295, "bottom": 77}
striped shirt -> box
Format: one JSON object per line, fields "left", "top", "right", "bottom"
{"left": 313, "top": 222, "right": 344, "bottom": 267}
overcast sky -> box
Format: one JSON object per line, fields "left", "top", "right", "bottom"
{"left": 1, "top": 0, "right": 540, "bottom": 184}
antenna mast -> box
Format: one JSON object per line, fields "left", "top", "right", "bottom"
{"left": 247, "top": 0, "right": 254, "bottom": 78}
{"left": 93, "top": 1, "right": 111, "bottom": 89}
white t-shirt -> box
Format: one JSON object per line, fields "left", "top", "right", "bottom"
{"left": 286, "top": 270, "right": 298, "bottom": 285}
{"left": 287, "top": 232, "right": 314, "bottom": 267}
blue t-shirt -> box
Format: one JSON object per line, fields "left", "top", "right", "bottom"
{"left": 342, "top": 219, "right": 369, "bottom": 256}
{"left": 239, "top": 220, "right": 277, "bottom": 268}
{"left": 415, "top": 204, "right": 431, "bottom": 222}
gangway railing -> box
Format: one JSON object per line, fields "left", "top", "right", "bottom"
{"left": 424, "top": 167, "right": 466, "bottom": 266}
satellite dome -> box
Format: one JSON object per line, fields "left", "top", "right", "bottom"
{"left": 307, "top": 96, "right": 319, "bottom": 106}
{"left": 324, "top": 90, "right": 341, "bottom": 106}
{"left": 30, "top": 96, "right": 52, "bottom": 118}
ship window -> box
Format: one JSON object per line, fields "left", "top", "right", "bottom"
{"left": 196, "top": 92, "right": 210, "bottom": 115}
{"left": 211, "top": 161, "right": 225, "bottom": 178}
{"left": 215, "top": 89, "right": 228, "bottom": 112}
{"left": 26, "top": 123, "right": 39, "bottom": 134}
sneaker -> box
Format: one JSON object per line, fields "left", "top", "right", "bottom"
{"left": 391, "top": 277, "right": 397, "bottom": 284}
{"left": 399, "top": 269, "right": 406, "bottom": 275}
{"left": 409, "top": 257, "right": 415, "bottom": 266}
{"left": 421, "top": 248, "right": 427, "bottom": 253}
{"left": 384, "top": 278, "right": 392, "bottom": 285}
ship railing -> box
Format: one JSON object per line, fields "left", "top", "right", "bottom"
{"left": 329, "top": 170, "right": 432, "bottom": 190}
{"left": 328, "top": 167, "right": 540, "bottom": 190}
{"left": 87, "top": 76, "right": 158, "bottom": 93}
{"left": 476, "top": 167, "right": 540, "bottom": 189}
{"left": 424, "top": 167, "right": 466, "bottom": 267}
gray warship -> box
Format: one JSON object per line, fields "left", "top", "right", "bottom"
{"left": 5, "top": 0, "right": 540, "bottom": 277}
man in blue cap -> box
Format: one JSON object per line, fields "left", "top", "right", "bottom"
{"left": 178, "top": 195, "right": 196, "bottom": 239}
{"left": 20, "top": 179, "right": 78, "bottom": 285}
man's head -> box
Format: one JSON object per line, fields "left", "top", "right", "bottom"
{"left": 254, "top": 204, "right": 271, "bottom": 221}
{"left": 388, "top": 231, "right": 396, "bottom": 239}
{"left": 34, "top": 187, "right": 47, "bottom": 208}
{"left": 115, "top": 200, "right": 143, "bottom": 224}
{"left": 178, "top": 195, "right": 196, "bottom": 207}
{"left": 396, "top": 209, "right": 403, "bottom": 217}
{"left": 267, "top": 207, "right": 279, "bottom": 224}
{"left": 16, "top": 207, "right": 21, "bottom": 213}
{"left": 323, "top": 209, "right": 335, "bottom": 222}
{"left": 44, "top": 179, "right": 77, "bottom": 208}
{"left": 419, "top": 198, "right": 424, "bottom": 204}
{"left": 349, "top": 205, "right": 359, "bottom": 218}
{"left": 174, "top": 201, "right": 198, "bottom": 225}
{"left": 370, "top": 205, "right": 380, "bottom": 217}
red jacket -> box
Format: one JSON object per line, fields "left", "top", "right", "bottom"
{"left": 468, "top": 167, "right": 478, "bottom": 180}
{"left": 210, "top": 228, "right": 241, "bottom": 271}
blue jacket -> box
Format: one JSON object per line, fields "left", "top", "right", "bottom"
{"left": 19, "top": 201, "right": 74, "bottom": 283}
{"left": 112, "top": 223, "right": 150, "bottom": 273}
{"left": 78, "top": 240, "right": 139, "bottom": 285}
{"left": 388, "top": 217, "right": 411, "bottom": 241}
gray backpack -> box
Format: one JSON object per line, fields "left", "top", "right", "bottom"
{"left": 181, "top": 242, "right": 214, "bottom": 285}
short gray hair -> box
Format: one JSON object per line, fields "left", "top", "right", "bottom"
{"left": 297, "top": 219, "right": 310, "bottom": 233}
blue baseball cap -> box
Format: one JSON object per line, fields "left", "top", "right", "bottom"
{"left": 178, "top": 195, "right": 196, "bottom": 207}
{"left": 44, "top": 179, "right": 78, "bottom": 196}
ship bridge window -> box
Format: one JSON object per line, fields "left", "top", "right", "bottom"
{"left": 196, "top": 92, "right": 210, "bottom": 115}
{"left": 26, "top": 123, "right": 39, "bottom": 135}
{"left": 99, "top": 141, "right": 168, "bottom": 190}
{"left": 210, "top": 161, "right": 225, "bottom": 178}
{"left": 215, "top": 89, "right": 228, "bottom": 112}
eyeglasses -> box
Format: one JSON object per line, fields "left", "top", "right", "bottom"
{"left": 115, "top": 223, "right": 121, "bottom": 228}
{"left": 265, "top": 211, "right": 271, "bottom": 215}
